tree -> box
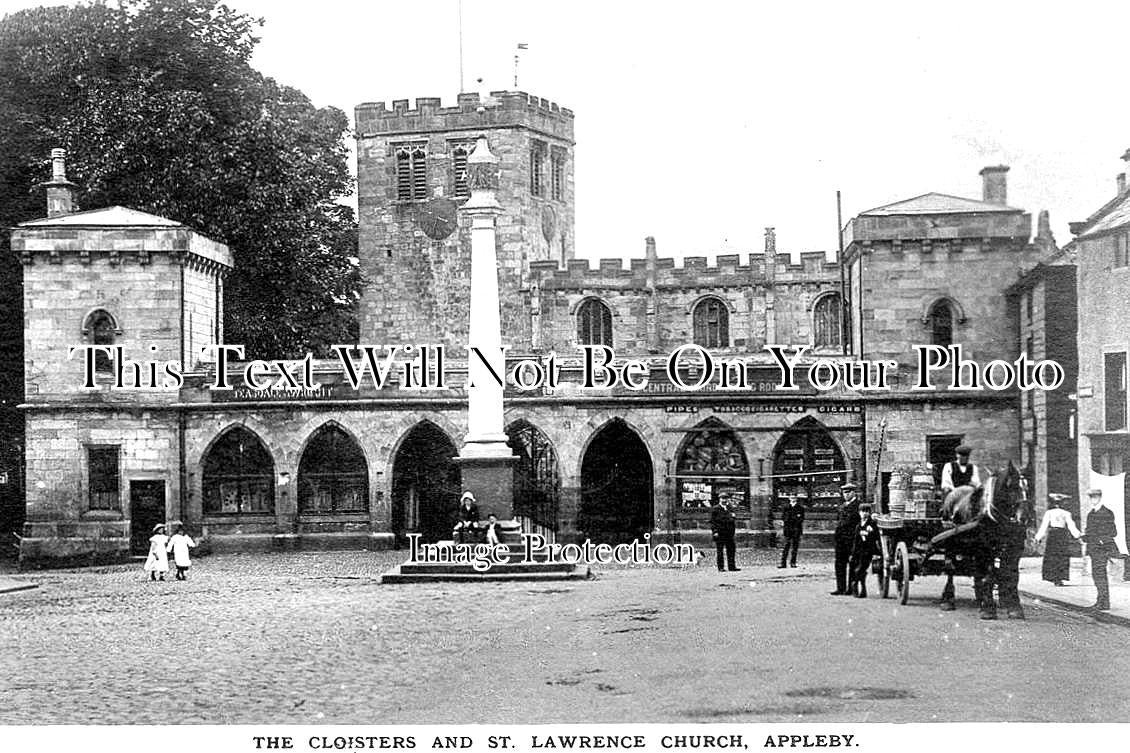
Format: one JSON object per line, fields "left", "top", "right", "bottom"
{"left": 0, "top": 0, "right": 362, "bottom": 362}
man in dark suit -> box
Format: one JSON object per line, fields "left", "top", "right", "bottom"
{"left": 778, "top": 494, "right": 806, "bottom": 568}
{"left": 831, "top": 482, "right": 860, "bottom": 595}
{"left": 710, "top": 497, "right": 739, "bottom": 572}
{"left": 848, "top": 503, "right": 881, "bottom": 597}
{"left": 1082, "top": 488, "right": 1120, "bottom": 611}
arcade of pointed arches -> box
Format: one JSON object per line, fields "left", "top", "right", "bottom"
{"left": 197, "top": 414, "right": 850, "bottom": 538}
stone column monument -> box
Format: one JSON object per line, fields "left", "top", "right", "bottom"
{"left": 455, "top": 136, "right": 518, "bottom": 528}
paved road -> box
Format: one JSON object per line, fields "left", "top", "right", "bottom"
{"left": 1, "top": 549, "right": 1127, "bottom": 724}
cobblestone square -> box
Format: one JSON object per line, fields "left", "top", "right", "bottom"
{"left": 2, "top": 549, "right": 1128, "bottom": 725}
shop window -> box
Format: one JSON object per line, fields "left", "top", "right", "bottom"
{"left": 202, "top": 428, "right": 275, "bottom": 514}
{"left": 676, "top": 420, "right": 749, "bottom": 514}
{"left": 298, "top": 425, "right": 369, "bottom": 513}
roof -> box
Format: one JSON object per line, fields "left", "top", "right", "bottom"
{"left": 859, "top": 192, "right": 1024, "bottom": 216}
{"left": 1076, "top": 191, "right": 1130, "bottom": 240}
{"left": 18, "top": 206, "right": 183, "bottom": 228}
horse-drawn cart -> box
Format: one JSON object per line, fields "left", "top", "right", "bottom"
{"left": 873, "top": 515, "right": 980, "bottom": 604}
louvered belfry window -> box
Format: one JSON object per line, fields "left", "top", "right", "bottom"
{"left": 531, "top": 140, "right": 547, "bottom": 197}
{"left": 551, "top": 147, "right": 565, "bottom": 200}
{"left": 396, "top": 144, "right": 427, "bottom": 201}
{"left": 452, "top": 144, "right": 470, "bottom": 198}
{"left": 692, "top": 298, "right": 729, "bottom": 348}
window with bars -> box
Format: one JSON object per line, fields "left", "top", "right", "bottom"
{"left": 1105, "top": 351, "right": 1127, "bottom": 431}
{"left": 577, "top": 298, "right": 613, "bottom": 347}
{"left": 530, "top": 140, "right": 547, "bottom": 197}
{"left": 395, "top": 143, "right": 427, "bottom": 201}
{"left": 451, "top": 143, "right": 470, "bottom": 198}
{"left": 88, "top": 446, "right": 120, "bottom": 510}
{"left": 692, "top": 298, "right": 729, "bottom": 348}
{"left": 813, "top": 293, "right": 842, "bottom": 349}
{"left": 550, "top": 147, "right": 565, "bottom": 200}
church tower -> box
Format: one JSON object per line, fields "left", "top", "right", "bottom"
{"left": 354, "top": 91, "right": 574, "bottom": 354}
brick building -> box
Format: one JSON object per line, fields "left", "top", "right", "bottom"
{"left": 12, "top": 94, "right": 1060, "bottom": 566}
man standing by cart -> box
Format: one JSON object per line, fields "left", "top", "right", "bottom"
{"left": 940, "top": 445, "right": 981, "bottom": 494}
{"left": 831, "top": 482, "right": 860, "bottom": 595}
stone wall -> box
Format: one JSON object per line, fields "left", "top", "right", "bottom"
{"left": 356, "top": 92, "right": 575, "bottom": 355}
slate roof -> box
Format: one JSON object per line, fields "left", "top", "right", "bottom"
{"left": 859, "top": 192, "right": 1024, "bottom": 216}
{"left": 1075, "top": 191, "right": 1130, "bottom": 239}
{"left": 18, "top": 206, "right": 183, "bottom": 228}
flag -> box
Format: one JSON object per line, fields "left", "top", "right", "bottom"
{"left": 517, "top": 43, "right": 528, "bottom": 50}
{"left": 1088, "top": 470, "right": 1129, "bottom": 555}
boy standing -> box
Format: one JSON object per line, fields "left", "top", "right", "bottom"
{"left": 849, "top": 504, "right": 881, "bottom": 597}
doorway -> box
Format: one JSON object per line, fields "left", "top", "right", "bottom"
{"left": 129, "top": 480, "right": 166, "bottom": 555}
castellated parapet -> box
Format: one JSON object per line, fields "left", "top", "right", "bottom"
{"left": 356, "top": 92, "right": 576, "bottom": 356}
{"left": 526, "top": 248, "right": 844, "bottom": 357}
{"left": 356, "top": 91, "right": 574, "bottom": 142}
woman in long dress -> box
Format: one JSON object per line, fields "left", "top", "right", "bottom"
{"left": 1034, "top": 494, "right": 1081, "bottom": 585}
{"left": 144, "top": 523, "right": 169, "bottom": 581}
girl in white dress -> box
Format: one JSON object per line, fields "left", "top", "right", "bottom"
{"left": 144, "top": 523, "right": 169, "bottom": 581}
{"left": 166, "top": 524, "right": 196, "bottom": 581}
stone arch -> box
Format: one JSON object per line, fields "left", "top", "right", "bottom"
{"left": 770, "top": 416, "right": 849, "bottom": 515}
{"left": 200, "top": 425, "right": 276, "bottom": 515}
{"left": 390, "top": 419, "right": 461, "bottom": 543}
{"left": 506, "top": 418, "right": 561, "bottom": 536}
{"left": 297, "top": 421, "right": 370, "bottom": 514}
{"left": 684, "top": 293, "right": 737, "bottom": 314}
{"left": 919, "top": 295, "right": 967, "bottom": 325}
{"left": 578, "top": 417, "right": 654, "bottom": 544}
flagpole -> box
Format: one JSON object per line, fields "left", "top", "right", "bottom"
{"left": 514, "top": 43, "right": 528, "bottom": 89}
{"left": 458, "top": 0, "right": 464, "bottom": 92}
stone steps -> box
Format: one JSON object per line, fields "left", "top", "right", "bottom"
{"left": 379, "top": 560, "right": 591, "bottom": 584}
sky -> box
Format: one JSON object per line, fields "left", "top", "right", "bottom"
{"left": 2, "top": 0, "right": 1129, "bottom": 261}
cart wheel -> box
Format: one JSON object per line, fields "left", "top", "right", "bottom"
{"left": 879, "top": 537, "right": 892, "bottom": 599}
{"left": 896, "top": 541, "right": 911, "bottom": 605}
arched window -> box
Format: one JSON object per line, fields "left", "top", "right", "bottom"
{"left": 298, "top": 425, "right": 369, "bottom": 514}
{"left": 83, "top": 309, "right": 118, "bottom": 373}
{"left": 927, "top": 299, "right": 954, "bottom": 346}
{"left": 813, "top": 293, "right": 842, "bottom": 349}
{"left": 692, "top": 297, "right": 729, "bottom": 348}
{"left": 202, "top": 428, "right": 275, "bottom": 514}
{"left": 577, "top": 298, "right": 613, "bottom": 347}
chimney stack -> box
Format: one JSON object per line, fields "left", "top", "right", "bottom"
{"left": 980, "top": 165, "right": 1009, "bottom": 205}
{"left": 41, "top": 148, "right": 77, "bottom": 217}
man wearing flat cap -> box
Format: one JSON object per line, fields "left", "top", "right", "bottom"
{"left": 1081, "top": 488, "right": 1118, "bottom": 611}
{"left": 831, "top": 482, "right": 860, "bottom": 595}
{"left": 940, "top": 445, "right": 982, "bottom": 494}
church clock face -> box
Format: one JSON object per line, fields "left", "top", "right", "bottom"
{"left": 541, "top": 205, "right": 557, "bottom": 242}
{"left": 418, "top": 197, "right": 457, "bottom": 240}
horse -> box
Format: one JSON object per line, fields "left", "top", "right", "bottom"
{"left": 932, "top": 461, "right": 1031, "bottom": 620}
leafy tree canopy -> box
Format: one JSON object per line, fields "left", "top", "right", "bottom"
{"left": 0, "top": 0, "right": 362, "bottom": 363}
